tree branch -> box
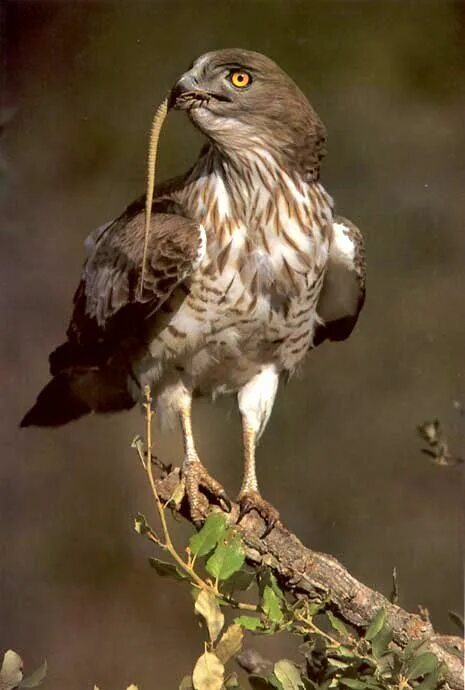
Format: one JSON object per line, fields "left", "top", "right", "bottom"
{"left": 155, "top": 467, "right": 464, "bottom": 690}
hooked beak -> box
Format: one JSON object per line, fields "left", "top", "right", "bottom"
{"left": 169, "top": 74, "right": 232, "bottom": 110}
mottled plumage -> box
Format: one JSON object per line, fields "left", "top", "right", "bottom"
{"left": 22, "top": 49, "right": 366, "bottom": 528}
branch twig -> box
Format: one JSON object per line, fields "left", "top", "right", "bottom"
{"left": 153, "top": 467, "right": 464, "bottom": 690}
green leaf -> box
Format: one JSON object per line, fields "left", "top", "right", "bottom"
{"left": 262, "top": 585, "right": 284, "bottom": 624}
{"left": 259, "top": 572, "right": 284, "bottom": 600}
{"left": 302, "top": 680, "right": 316, "bottom": 690}
{"left": 224, "top": 672, "right": 241, "bottom": 688}
{"left": 365, "top": 609, "right": 386, "bottom": 641}
{"left": 215, "top": 623, "right": 243, "bottom": 663}
{"left": 189, "top": 513, "right": 228, "bottom": 557}
{"left": 192, "top": 651, "right": 224, "bottom": 690}
{"left": 148, "top": 557, "right": 187, "bottom": 581}
{"left": 268, "top": 674, "right": 285, "bottom": 690}
{"left": 403, "top": 639, "right": 429, "bottom": 660}
{"left": 371, "top": 624, "right": 393, "bottom": 659}
{"left": 19, "top": 660, "right": 47, "bottom": 688}
{"left": 206, "top": 530, "right": 245, "bottom": 581}
{"left": 415, "top": 669, "right": 442, "bottom": 690}
{"left": 194, "top": 589, "right": 224, "bottom": 643}
{"left": 326, "top": 611, "right": 349, "bottom": 638}
{"left": 222, "top": 568, "right": 255, "bottom": 594}
{"left": 168, "top": 481, "right": 185, "bottom": 507}
{"left": 339, "top": 679, "right": 368, "bottom": 690}
{"left": 406, "top": 653, "right": 439, "bottom": 681}
{"left": 235, "top": 615, "right": 264, "bottom": 631}
{"left": 134, "top": 512, "right": 150, "bottom": 535}
{"left": 273, "top": 660, "right": 304, "bottom": 689}
{"left": 327, "top": 658, "right": 349, "bottom": 670}
{"left": 249, "top": 676, "right": 276, "bottom": 690}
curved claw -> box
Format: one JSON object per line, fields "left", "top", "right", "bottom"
{"left": 183, "top": 460, "right": 231, "bottom": 523}
{"left": 218, "top": 490, "right": 232, "bottom": 513}
{"left": 237, "top": 490, "right": 280, "bottom": 537}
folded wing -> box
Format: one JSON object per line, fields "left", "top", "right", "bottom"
{"left": 313, "top": 216, "right": 366, "bottom": 347}
{"left": 21, "top": 198, "right": 205, "bottom": 427}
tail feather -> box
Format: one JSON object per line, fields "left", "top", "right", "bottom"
{"left": 20, "top": 368, "right": 136, "bottom": 428}
{"left": 20, "top": 374, "right": 91, "bottom": 427}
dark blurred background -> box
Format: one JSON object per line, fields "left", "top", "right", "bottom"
{"left": 1, "top": 1, "right": 463, "bottom": 688}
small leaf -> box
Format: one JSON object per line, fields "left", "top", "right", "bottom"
{"left": 224, "top": 672, "right": 241, "bottom": 688}
{"left": 406, "top": 652, "right": 439, "bottom": 681}
{"left": 126, "top": 686, "right": 139, "bottom": 690}
{"left": 273, "top": 659, "right": 304, "bottom": 689}
{"left": 262, "top": 585, "right": 284, "bottom": 624}
{"left": 206, "top": 530, "right": 245, "bottom": 581}
{"left": 222, "top": 569, "right": 255, "bottom": 594}
{"left": 194, "top": 589, "right": 225, "bottom": 642}
{"left": 249, "top": 676, "right": 276, "bottom": 690}
{"left": 371, "top": 624, "right": 393, "bottom": 659}
{"left": 302, "top": 680, "right": 316, "bottom": 690}
{"left": 340, "top": 680, "right": 368, "bottom": 690}
{"left": 365, "top": 609, "right": 386, "bottom": 641}
{"left": 327, "top": 658, "right": 349, "bottom": 670}
{"left": 259, "top": 572, "right": 284, "bottom": 600}
{"left": 215, "top": 623, "right": 243, "bottom": 663}
{"left": 326, "top": 611, "right": 349, "bottom": 638}
{"left": 1, "top": 650, "right": 23, "bottom": 690}
{"left": 134, "top": 512, "right": 150, "bottom": 535}
{"left": 268, "top": 674, "right": 285, "bottom": 690}
{"left": 403, "top": 638, "right": 429, "bottom": 660}
{"left": 235, "top": 615, "right": 264, "bottom": 631}
{"left": 179, "top": 676, "right": 194, "bottom": 690}
{"left": 189, "top": 513, "right": 228, "bottom": 557}
{"left": 169, "top": 481, "right": 186, "bottom": 507}
{"left": 192, "top": 651, "right": 224, "bottom": 690}
{"left": 148, "top": 557, "right": 187, "bottom": 581}
{"left": 415, "top": 669, "right": 442, "bottom": 690}
{"left": 19, "top": 660, "right": 47, "bottom": 688}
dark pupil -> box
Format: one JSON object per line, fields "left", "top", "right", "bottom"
{"left": 237, "top": 74, "right": 244, "bottom": 82}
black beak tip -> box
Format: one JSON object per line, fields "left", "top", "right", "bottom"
{"left": 168, "top": 86, "right": 180, "bottom": 110}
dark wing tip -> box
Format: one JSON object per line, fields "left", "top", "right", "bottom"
{"left": 19, "top": 375, "right": 90, "bottom": 428}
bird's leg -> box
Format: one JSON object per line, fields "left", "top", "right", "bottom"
{"left": 179, "top": 398, "right": 230, "bottom": 524}
{"left": 237, "top": 367, "right": 280, "bottom": 536}
{"left": 237, "top": 416, "right": 280, "bottom": 536}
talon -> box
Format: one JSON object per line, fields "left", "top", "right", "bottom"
{"left": 182, "top": 459, "right": 230, "bottom": 523}
{"left": 237, "top": 490, "right": 280, "bottom": 537}
{"left": 262, "top": 517, "right": 277, "bottom": 538}
{"left": 218, "top": 490, "right": 232, "bottom": 513}
{"left": 237, "top": 496, "right": 253, "bottom": 523}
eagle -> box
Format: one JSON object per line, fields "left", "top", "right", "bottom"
{"left": 22, "top": 49, "right": 366, "bottom": 530}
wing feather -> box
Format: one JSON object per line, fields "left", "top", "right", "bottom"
{"left": 313, "top": 215, "right": 366, "bottom": 346}
{"left": 50, "top": 198, "right": 204, "bottom": 374}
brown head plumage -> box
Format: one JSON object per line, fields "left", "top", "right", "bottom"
{"left": 170, "top": 49, "right": 327, "bottom": 181}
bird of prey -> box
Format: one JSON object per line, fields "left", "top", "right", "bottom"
{"left": 22, "top": 49, "right": 366, "bottom": 529}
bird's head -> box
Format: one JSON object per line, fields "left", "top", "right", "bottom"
{"left": 169, "top": 49, "right": 326, "bottom": 178}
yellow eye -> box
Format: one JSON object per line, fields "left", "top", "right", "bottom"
{"left": 230, "top": 71, "right": 251, "bottom": 88}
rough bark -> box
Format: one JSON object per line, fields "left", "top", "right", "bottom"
{"left": 155, "top": 468, "right": 464, "bottom": 690}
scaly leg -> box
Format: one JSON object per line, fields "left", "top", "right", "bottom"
{"left": 237, "top": 367, "right": 280, "bottom": 536}
{"left": 178, "top": 393, "right": 230, "bottom": 524}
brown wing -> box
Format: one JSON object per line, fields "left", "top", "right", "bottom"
{"left": 50, "top": 197, "right": 205, "bottom": 374}
{"left": 21, "top": 197, "right": 204, "bottom": 427}
{"left": 313, "top": 215, "right": 366, "bottom": 347}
